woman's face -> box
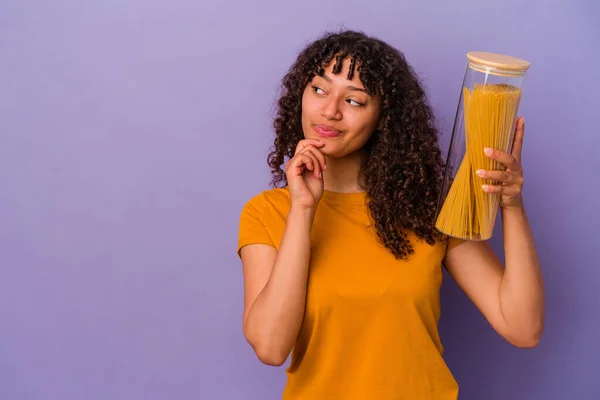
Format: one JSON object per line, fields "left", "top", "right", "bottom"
{"left": 301, "top": 57, "right": 381, "bottom": 158}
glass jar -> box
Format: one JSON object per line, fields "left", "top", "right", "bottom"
{"left": 435, "top": 52, "right": 531, "bottom": 241}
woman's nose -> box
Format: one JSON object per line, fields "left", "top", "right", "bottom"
{"left": 320, "top": 97, "right": 342, "bottom": 120}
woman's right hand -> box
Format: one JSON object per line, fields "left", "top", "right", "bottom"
{"left": 285, "top": 138, "right": 327, "bottom": 210}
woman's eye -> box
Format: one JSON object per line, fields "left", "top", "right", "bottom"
{"left": 347, "top": 99, "right": 363, "bottom": 107}
{"left": 312, "top": 85, "right": 325, "bottom": 95}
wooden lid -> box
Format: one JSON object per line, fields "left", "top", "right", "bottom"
{"left": 466, "top": 52, "right": 530, "bottom": 76}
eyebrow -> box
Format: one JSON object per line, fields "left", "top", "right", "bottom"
{"left": 321, "top": 74, "right": 368, "bottom": 94}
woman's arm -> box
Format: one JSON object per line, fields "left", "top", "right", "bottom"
{"left": 443, "top": 205, "right": 545, "bottom": 347}
{"left": 241, "top": 206, "right": 315, "bottom": 366}
{"left": 499, "top": 204, "right": 545, "bottom": 343}
{"left": 442, "top": 117, "right": 545, "bottom": 347}
{"left": 240, "top": 139, "right": 325, "bottom": 366}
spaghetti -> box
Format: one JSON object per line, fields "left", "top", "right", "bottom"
{"left": 435, "top": 83, "right": 522, "bottom": 240}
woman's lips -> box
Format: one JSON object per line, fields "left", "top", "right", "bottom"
{"left": 313, "top": 124, "right": 342, "bottom": 138}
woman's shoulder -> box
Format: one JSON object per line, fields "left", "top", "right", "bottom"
{"left": 242, "top": 186, "right": 291, "bottom": 212}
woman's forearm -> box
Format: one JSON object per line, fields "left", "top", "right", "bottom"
{"left": 498, "top": 204, "right": 545, "bottom": 346}
{"left": 244, "top": 206, "right": 315, "bottom": 365}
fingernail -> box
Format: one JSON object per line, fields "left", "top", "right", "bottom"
{"left": 482, "top": 184, "right": 489, "bottom": 191}
{"left": 484, "top": 148, "right": 494, "bottom": 156}
{"left": 323, "top": 164, "right": 327, "bottom": 170}
{"left": 476, "top": 169, "right": 485, "bottom": 177}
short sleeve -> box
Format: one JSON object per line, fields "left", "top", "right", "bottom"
{"left": 237, "top": 194, "right": 275, "bottom": 258}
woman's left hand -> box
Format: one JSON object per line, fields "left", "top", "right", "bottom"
{"left": 476, "top": 116, "right": 526, "bottom": 211}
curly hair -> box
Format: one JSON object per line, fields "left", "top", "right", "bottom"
{"left": 267, "top": 30, "right": 447, "bottom": 260}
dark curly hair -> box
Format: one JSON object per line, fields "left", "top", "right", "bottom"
{"left": 267, "top": 30, "right": 447, "bottom": 260}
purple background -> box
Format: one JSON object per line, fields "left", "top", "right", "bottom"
{"left": 1, "top": 0, "right": 598, "bottom": 399}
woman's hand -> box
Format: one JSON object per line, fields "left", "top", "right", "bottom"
{"left": 476, "top": 116, "right": 526, "bottom": 211}
{"left": 285, "top": 138, "right": 327, "bottom": 210}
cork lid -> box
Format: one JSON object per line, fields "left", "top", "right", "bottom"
{"left": 466, "top": 52, "right": 531, "bottom": 76}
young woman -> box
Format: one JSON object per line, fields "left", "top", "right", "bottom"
{"left": 237, "top": 30, "right": 544, "bottom": 399}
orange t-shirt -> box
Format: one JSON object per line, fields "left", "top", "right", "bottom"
{"left": 238, "top": 187, "right": 464, "bottom": 399}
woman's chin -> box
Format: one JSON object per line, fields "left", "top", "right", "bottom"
{"left": 321, "top": 147, "right": 346, "bottom": 159}
{"left": 302, "top": 135, "right": 347, "bottom": 158}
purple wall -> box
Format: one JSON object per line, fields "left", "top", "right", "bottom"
{"left": 1, "top": 0, "right": 598, "bottom": 399}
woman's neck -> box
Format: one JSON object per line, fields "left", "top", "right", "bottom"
{"left": 322, "top": 150, "right": 366, "bottom": 193}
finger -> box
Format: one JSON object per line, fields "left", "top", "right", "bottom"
{"left": 481, "top": 183, "right": 521, "bottom": 196}
{"left": 295, "top": 139, "right": 325, "bottom": 156}
{"left": 300, "top": 151, "right": 322, "bottom": 179}
{"left": 298, "top": 154, "right": 316, "bottom": 173}
{"left": 484, "top": 147, "right": 520, "bottom": 170}
{"left": 287, "top": 153, "right": 315, "bottom": 176}
{"left": 300, "top": 145, "right": 327, "bottom": 170}
{"left": 290, "top": 152, "right": 321, "bottom": 178}
{"left": 511, "top": 117, "right": 525, "bottom": 161}
{"left": 476, "top": 169, "right": 518, "bottom": 185}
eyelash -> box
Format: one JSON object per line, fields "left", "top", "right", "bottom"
{"left": 311, "top": 85, "right": 364, "bottom": 107}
